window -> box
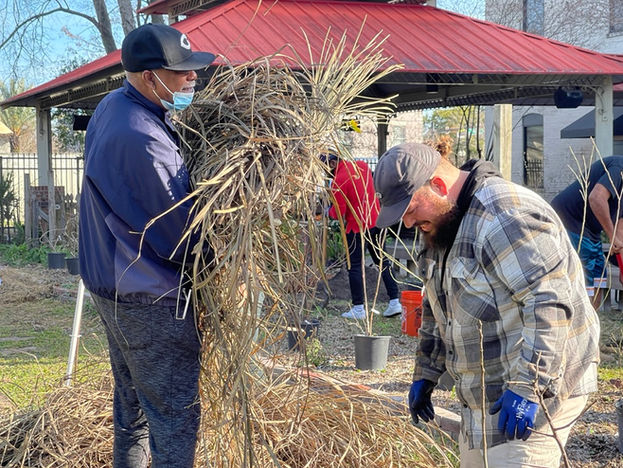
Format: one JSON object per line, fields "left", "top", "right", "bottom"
{"left": 523, "top": 0, "right": 544, "bottom": 35}
{"left": 389, "top": 124, "right": 406, "bottom": 147}
{"left": 523, "top": 113, "right": 543, "bottom": 189}
{"left": 611, "top": 0, "right": 623, "bottom": 34}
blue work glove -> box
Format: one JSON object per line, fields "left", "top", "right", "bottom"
{"left": 408, "top": 379, "right": 436, "bottom": 424}
{"left": 489, "top": 389, "right": 539, "bottom": 441}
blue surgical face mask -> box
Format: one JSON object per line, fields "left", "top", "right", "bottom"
{"left": 152, "top": 71, "right": 195, "bottom": 111}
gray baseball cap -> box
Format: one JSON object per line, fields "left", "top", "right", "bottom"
{"left": 373, "top": 142, "right": 441, "bottom": 228}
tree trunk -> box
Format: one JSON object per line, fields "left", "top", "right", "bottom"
{"left": 150, "top": 14, "right": 166, "bottom": 25}
{"left": 92, "top": 0, "right": 117, "bottom": 52}
{"left": 147, "top": 0, "right": 166, "bottom": 25}
{"left": 117, "top": 0, "right": 136, "bottom": 35}
{"left": 9, "top": 135, "right": 18, "bottom": 153}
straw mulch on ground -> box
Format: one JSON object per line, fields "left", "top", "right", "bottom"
{"left": 0, "top": 377, "right": 114, "bottom": 467}
{"left": 0, "top": 369, "right": 457, "bottom": 467}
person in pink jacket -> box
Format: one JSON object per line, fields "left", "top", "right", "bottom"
{"left": 324, "top": 152, "right": 401, "bottom": 319}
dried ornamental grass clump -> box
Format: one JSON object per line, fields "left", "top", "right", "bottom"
{"left": 173, "top": 27, "right": 445, "bottom": 465}
{"left": 0, "top": 372, "right": 457, "bottom": 467}
{"left": 244, "top": 372, "right": 457, "bottom": 467}
{"left": 0, "top": 377, "right": 114, "bottom": 467}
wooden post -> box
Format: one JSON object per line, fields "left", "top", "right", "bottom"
{"left": 36, "top": 107, "right": 52, "bottom": 186}
{"left": 24, "top": 173, "right": 32, "bottom": 245}
{"left": 0, "top": 157, "right": 4, "bottom": 242}
{"left": 595, "top": 76, "right": 614, "bottom": 158}
{"left": 492, "top": 104, "right": 512, "bottom": 180}
{"left": 48, "top": 170, "right": 55, "bottom": 248}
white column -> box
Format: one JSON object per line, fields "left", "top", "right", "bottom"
{"left": 595, "top": 76, "right": 614, "bottom": 158}
{"left": 492, "top": 104, "right": 513, "bottom": 180}
{"left": 36, "top": 107, "right": 52, "bottom": 186}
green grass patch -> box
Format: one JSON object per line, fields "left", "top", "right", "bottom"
{"left": 597, "top": 366, "right": 623, "bottom": 380}
{"left": 0, "top": 356, "right": 110, "bottom": 409}
{"left": 0, "top": 297, "right": 109, "bottom": 410}
{"left": 0, "top": 299, "right": 105, "bottom": 359}
{"left": 371, "top": 315, "right": 402, "bottom": 336}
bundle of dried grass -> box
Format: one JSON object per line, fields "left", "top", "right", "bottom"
{"left": 0, "top": 377, "right": 113, "bottom": 467}
{"left": 233, "top": 371, "right": 456, "bottom": 467}
{"left": 175, "top": 28, "right": 428, "bottom": 465}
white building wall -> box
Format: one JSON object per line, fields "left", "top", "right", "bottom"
{"left": 542, "top": 107, "right": 596, "bottom": 200}
{"left": 597, "top": 34, "right": 623, "bottom": 54}
{"left": 485, "top": 0, "right": 622, "bottom": 200}
{"left": 488, "top": 104, "right": 605, "bottom": 202}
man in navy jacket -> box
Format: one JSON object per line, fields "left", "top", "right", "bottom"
{"left": 79, "top": 24, "right": 215, "bottom": 468}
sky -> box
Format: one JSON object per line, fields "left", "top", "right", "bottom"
{"left": 0, "top": 0, "right": 484, "bottom": 92}
{"left": 0, "top": 0, "right": 126, "bottom": 89}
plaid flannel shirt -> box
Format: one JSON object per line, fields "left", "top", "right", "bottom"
{"left": 413, "top": 176, "right": 600, "bottom": 450}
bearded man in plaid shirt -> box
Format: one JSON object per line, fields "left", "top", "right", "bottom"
{"left": 374, "top": 142, "right": 600, "bottom": 468}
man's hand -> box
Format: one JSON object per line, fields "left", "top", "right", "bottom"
{"left": 489, "top": 389, "right": 539, "bottom": 440}
{"left": 408, "top": 379, "right": 436, "bottom": 425}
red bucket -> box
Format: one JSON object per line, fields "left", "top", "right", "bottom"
{"left": 400, "top": 290, "right": 423, "bottom": 337}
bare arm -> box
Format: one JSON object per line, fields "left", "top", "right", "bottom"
{"left": 588, "top": 183, "right": 623, "bottom": 252}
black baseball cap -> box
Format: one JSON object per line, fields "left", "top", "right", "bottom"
{"left": 319, "top": 151, "right": 339, "bottom": 164}
{"left": 121, "top": 23, "right": 216, "bottom": 72}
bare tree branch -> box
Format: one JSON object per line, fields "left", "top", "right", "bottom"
{"left": 0, "top": 7, "right": 100, "bottom": 50}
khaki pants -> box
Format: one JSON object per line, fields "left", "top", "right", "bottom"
{"left": 459, "top": 395, "right": 588, "bottom": 468}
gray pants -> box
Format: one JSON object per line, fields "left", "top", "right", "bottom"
{"left": 92, "top": 294, "right": 202, "bottom": 468}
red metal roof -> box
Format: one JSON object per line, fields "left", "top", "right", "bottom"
{"left": 179, "top": 0, "right": 623, "bottom": 75}
{"left": 6, "top": 0, "right": 623, "bottom": 107}
{"left": 137, "top": 0, "right": 168, "bottom": 14}
{"left": 6, "top": 50, "right": 123, "bottom": 106}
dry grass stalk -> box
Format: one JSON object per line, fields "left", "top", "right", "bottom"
{"left": 0, "top": 370, "right": 457, "bottom": 467}
{"left": 175, "top": 25, "right": 430, "bottom": 465}
{"left": 0, "top": 377, "right": 113, "bottom": 467}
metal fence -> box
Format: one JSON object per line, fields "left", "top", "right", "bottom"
{"left": 0, "top": 153, "right": 83, "bottom": 242}
{"left": 0, "top": 152, "right": 375, "bottom": 243}
{"left": 524, "top": 158, "right": 544, "bottom": 189}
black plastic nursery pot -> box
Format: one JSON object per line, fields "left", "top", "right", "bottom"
{"left": 287, "top": 318, "right": 320, "bottom": 351}
{"left": 66, "top": 257, "right": 80, "bottom": 275}
{"left": 47, "top": 252, "right": 66, "bottom": 269}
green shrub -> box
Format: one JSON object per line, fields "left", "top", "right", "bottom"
{"left": 0, "top": 243, "right": 52, "bottom": 265}
{"left": 304, "top": 338, "right": 328, "bottom": 367}
{"left": 327, "top": 220, "right": 346, "bottom": 264}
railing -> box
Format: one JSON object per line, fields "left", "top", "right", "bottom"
{"left": 1, "top": 153, "right": 374, "bottom": 243}
{"left": 524, "top": 159, "right": 544, "bottom": 189}
{"left": 0, "top": 153, "right": 83, "bottom": 243}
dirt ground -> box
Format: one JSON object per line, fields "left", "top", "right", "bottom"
{"left": 1, "top": 262, "right": 623, "bottom": 467}
{"left": 318, "top": 265, "right": 623, "bottom": 468}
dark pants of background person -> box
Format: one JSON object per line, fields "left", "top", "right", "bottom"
{"left": 346, "top": 227, "right": 399, "bottom": 305}
{"left": 92, "top": 294, "right": 201, "bottom": 468}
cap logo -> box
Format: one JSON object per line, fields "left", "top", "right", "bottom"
{"left": 180, "top": 34, "right": 191, "bottom": 50}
